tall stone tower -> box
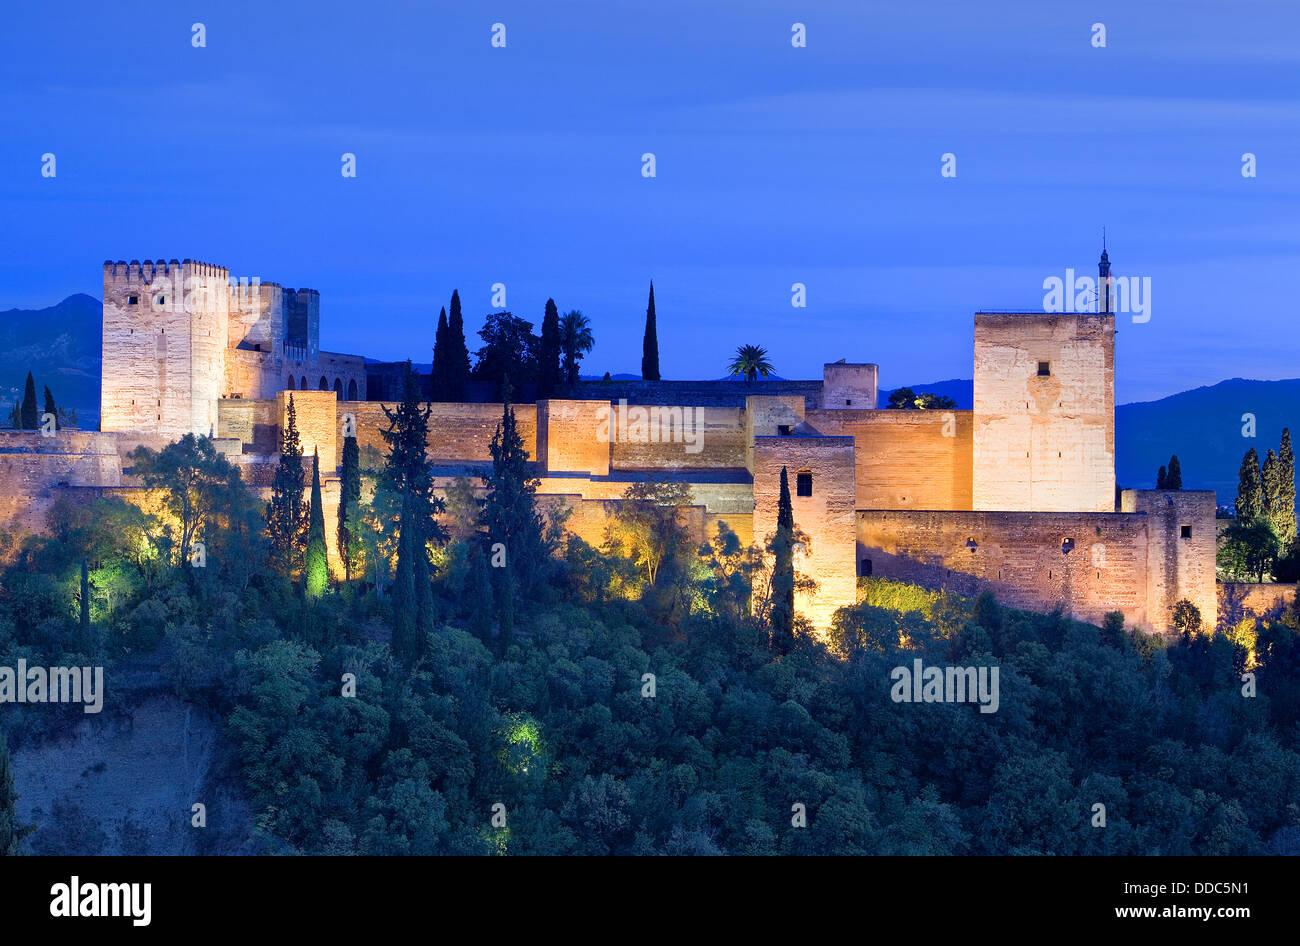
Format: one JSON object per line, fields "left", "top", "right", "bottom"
{"left": 101, "top": 259, "right": 230, "bottom": 439}
{"left": 972, "top": 253, "right": 1116, "bottom": 512}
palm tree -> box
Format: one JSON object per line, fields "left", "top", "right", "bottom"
{"left": 560, "top": 310, "right": 594, "bottom": 385}
{"left": 727, "top": 344, "right": 774, "bottom": 383}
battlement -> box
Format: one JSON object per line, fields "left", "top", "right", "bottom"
{"left": 103, "top": 259, "right": 229, "bottom": 283}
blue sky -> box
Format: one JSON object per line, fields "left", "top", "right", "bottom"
{"left": 1, "top": 0, "right": 1296, "bottom": 402}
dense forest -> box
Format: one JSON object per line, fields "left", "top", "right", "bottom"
{"left": 2, "top": 383, "right": 1300, "bottom": 855}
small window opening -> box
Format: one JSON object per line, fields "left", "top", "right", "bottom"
{"left": 127, "top": 295, "right": 138, "bottom": 305}
{"left": 1180, "top": 525, "right": 1192, "bottom": 539}
{"left": 1037, "top": 361, "right": 1051, "bottom": 376}
{"left": 1061, "top": 537, "right": 1075, "bottom": 554}
{"left": 777, "top": 424, "right": 792, "bottom": 436}
{"left": 859, "top": 557, "right": 873, "bottom": 577}
{"left": 966, "top": 538, "right": 978, "bottom": 552}
{"left": 796, "top": 472, "right": 813, "bottom": 497}
{"left": 845, "top": 399, "right": 852, "bottom": 406}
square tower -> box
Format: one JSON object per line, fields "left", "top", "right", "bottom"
{"left": 972, "top": 312, "right": 1115, "bottom": 512}
{"left": 101, "top": 259, "right": 230, "bottom": 439}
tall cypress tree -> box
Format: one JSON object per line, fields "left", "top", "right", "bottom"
{"left": 305, "top": 449, "right": 328, "bottom": 597}
{"left": 448, "top": 290, "right": 471, "bottom": 401}
{"left": 769, "top": 466, "right": 796, "bottom": 654}
{"left": 641, "top": 281, "right": 660, "bottom": 381}
{"left": 1236, "top": 448, "right": 1264, "bottom": 521}
{"left": 1156, "top": 466, "right": 1167, "bottom": 489}
{"left": 483, "top": 386, "right": 545, "bottom": 653}
{"left": 42, "top": 386, "right": 58, "bottom": 430}
{"left": 19, "top": 372, "right": 37, "bottom": 430}
{"left": 538, "top": 298, "right": 562, "bottom": 398}
{"left": 382, "top": 363, "right": 445, "bottom": 663}
{"left": 431, "top": 307, "right": 450, "bottom": 401}
{"left": 1263, "top": 448, "right": 1284, "bottom": 534}
{"left": 337, "top": 432, "right": 361, "bottom": 582}
{"left": 1278, "top": 428, "right": 1297, "bottom": 546}
{"left": 267, "top": 394, "right": 307, "bottom": 576}
{"left": 1165, "top": 454, "right": 1182, "bottom": 490}
{"left": 79, "top": 557, "right": 91, "bottom": 652}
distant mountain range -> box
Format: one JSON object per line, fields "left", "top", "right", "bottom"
{"left": 0, "top": 294, "right": 102, "bottom": 427}
{"left": 2, "top": 298, "right": 1291, "bottom": 503}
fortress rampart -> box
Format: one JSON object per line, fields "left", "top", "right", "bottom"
{"left": 3, "top": 252, "right": 1237, "bottom": 639}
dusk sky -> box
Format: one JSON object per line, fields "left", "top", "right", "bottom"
{"left": 1, "top": 0, "right": 1296, "bottom": 403}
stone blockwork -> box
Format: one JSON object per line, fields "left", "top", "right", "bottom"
{"left": 807, "top": 409, "right": 973, "bottom": 510}
{"left": 8, "top": 256, "right": 1218, "bottom": 640}
{"left": 752, "top": 435, "right": 857, "bottom": 629}
{"left": 1121, "top": 490, "right": 1217, "bottom": 635}
{"left": 973, "top": 312, "right": 1115, "bottom": 512}
{"left": 858, "top": 509, "right": 1151, "bottom": 630}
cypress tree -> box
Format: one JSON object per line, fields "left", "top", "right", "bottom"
{"left": 1237, "top": 448, "right": 1264, "bottom": 521}
{"left": 641, "top": 281, "right": 660, "bottom": 381}
{"left": 337, "top": 432, "right": 361, "bottom": 582}
{"left": 1156, "top": 466, "right": 1167, "bottom": 490}
{"left": 539, "top": 298, "right": 562, "bottom": 398}
{"left": 381, "top": 363, "right": 445, "bottom": 663}
{"left": 448, "top": 290, "right": 471, "bottom": 401}
{"left": 305, "top": 449, "right": 328, "bottom": 597}
{"left": 431, "top": 307, "right": 451, "bottom": 401}
{"left": 42, "top": 386, "right": 57, "bottom": 430}
{"left": 1263, "top": 448, "right": 1289, "bottom": 541}
{"left": 769, "top": 466, "right": 795, "bottom": 654}
{"left": 19, "top": 372, "right": 37, "bottom": 430}
{"left": 79, "top": 557, "right": 91, "bottom": 652}
{"left": 267, "top": 394, "right": 307, "bottom": 576}
{"left": 467, "top": 542, "right": 494, "bottom": 641}
{"left": 0, "top": 730, "right": 25, "bottom": 855}
{"left": 1165, "top": 454, "right": 1182, "bottom": 490}
{"left": 483, "top": 385, "right": 545, "bottom": 653}
{"left": 1278, "top": 428, "right": 1296, "bottom": 546}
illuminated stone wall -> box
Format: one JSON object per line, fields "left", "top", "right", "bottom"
{"left": 279, "top": 390, "right": 338, "bottom": 473}
{"left": 807, "top": 408, "right": 973, "bottom": 510}
{"left": 752, "top": 435, "right": 857, "bottom": 631}
{"left": 101, "top": 260, "right": 230, "bottom": 439}
{"left": 973, "top": 312, "right": 1115, "bottom": 512}
{"left": 1121, "top": 489, "right": 1218, "bottom": 635}
{"left": 857, "top": 509, "right": 1151, "bottom": 630}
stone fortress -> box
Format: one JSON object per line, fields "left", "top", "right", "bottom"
{"left": 0, "top": 252, "right": 1218, "bottom": 636}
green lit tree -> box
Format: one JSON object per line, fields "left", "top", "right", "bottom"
{"left": 1277, "top": 428, "right": 1296, "bottom": 547}
{"left": 305, "top": 449, "right": 328, "bottom": 597}
{"left": 266, "top": 394, "right": 307, "bottom": 576}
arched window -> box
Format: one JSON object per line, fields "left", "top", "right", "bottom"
{"left": 318, "top": 377, "right": 328, "bottom": 390}
{"left": 796, "top": 470, "right": 813, "bottom": 497}
{"left": 347, "top": 379, "right": 358, "bottom": 400}
{"left": 333, "top": 378, "right": 343, "bottom": 394}
{"left": 287, "top": 376, "right": 296, "bottom": 390}
{"left": 300, "top": 376, "right": 307, "bottom": 390}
